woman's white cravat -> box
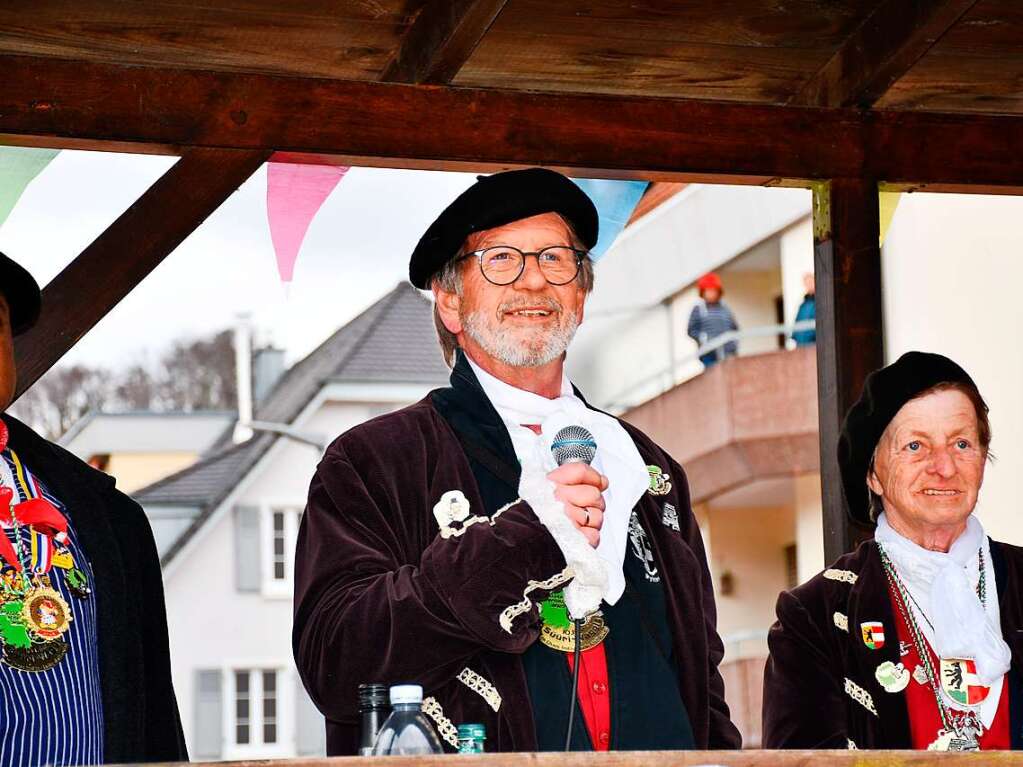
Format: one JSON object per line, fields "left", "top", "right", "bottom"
{"left": 875, "top": 513, "right": 1010, "bottom": 725}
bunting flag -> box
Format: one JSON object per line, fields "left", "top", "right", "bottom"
{"left": 266, "top": 162, "right": 349, "bottom": 287}
{"left": 0, "top": 147, "right": 60, "bottom": 228}
{"left": 572, "top": 179, "right": 650, "bottom": 259}
{"left": 879, "top": 191, "right": 902, "bottom": 246}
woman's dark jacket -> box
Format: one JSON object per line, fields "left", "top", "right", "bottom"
{"left": 763, "top": 538, "right": 1023, "bottom": 749}
{"left": 3, "top": 414, "right": 187, "bottom": 763}
{"left": 293, "top": 355, "right": 740, "bottom": 754}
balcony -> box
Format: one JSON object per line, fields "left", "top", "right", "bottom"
{"left": 622, "top": 346, "right": 819, "bottom": 505}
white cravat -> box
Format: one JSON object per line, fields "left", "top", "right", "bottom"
{"left": 875, "top": 513, "right": 1010, "bottom": 727}
{"left": 467, "top": 356, "right": 648, "bottom": 612}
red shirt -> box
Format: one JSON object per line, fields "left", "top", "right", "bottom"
{"left": 888, "top": 581, "right": 1010, "bottom": 749}
{"left": 566, "top": 645, "right": 612, "bottom": 750}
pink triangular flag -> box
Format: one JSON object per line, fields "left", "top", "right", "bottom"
{"left": 267, "top": 162, "right": 349, "bottom": 285}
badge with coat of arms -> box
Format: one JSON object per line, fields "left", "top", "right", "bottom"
{"left": 940, "top": 658, "right": 989, "bottom": 706}
{"left": 861, "top": 621, "right": 885, "bottom": 650}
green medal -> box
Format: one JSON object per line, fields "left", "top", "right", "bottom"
{"left": 538, "top": 590, "right": 609, "bottom": 652}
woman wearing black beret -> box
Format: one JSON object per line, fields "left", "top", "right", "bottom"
{"left": 763, "top": 351, "right": 1023, "bottom": 751}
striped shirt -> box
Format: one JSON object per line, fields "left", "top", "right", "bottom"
{"left": 686, "top": 300, "right": 739, "bottom": 360}
{"left": 0, "top": 449, "right": 104, "bottom": 767}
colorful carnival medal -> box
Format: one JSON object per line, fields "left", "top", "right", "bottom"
{"left": 0, "top": 450, "right": 80, "bottom": 671}
{"left": 538, "top": 589, "right": 609, "bottom": 652}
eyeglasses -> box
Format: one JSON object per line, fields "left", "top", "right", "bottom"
{"left": 461, "top": 245, "right": 587, "bottom": 286}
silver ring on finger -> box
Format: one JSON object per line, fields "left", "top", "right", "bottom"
{"left": 583, "top": 508, "right": 591, "bottom": 527}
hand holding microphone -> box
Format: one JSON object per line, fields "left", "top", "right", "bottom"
{"left": 547, "top": 425, "right": 608, "bottom": 548}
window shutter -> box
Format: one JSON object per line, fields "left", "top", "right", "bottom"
{"left": 234, "top": 505, "right": 261, "bottom": 592}
{"left": 295, "top": 675, "right": 327, "bottom": 756}
{"left": 193, "top": 669, "right": 223, "bottom": 759}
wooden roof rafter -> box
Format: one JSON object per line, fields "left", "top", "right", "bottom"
{"left": 792, "top": 0, "right": 981, "bottom": 109}
{"left": 381, "top": 0, "right": 509, "bottom": 84}
{"left": 1, "top": 53, "right": 1022, "bottom": 194}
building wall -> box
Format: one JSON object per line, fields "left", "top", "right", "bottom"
{"left": 107, "top": 451, "right": 199, "bottom": 493}
{"left": 882, "top": 192, "right": 1023, "bottom": 545}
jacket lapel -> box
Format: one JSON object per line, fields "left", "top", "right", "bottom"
{"left": 847, "top": 542, "right": 912, "bottom": 747}
{"left": 991, "top": 541, "right": 1023, "bottom": 747}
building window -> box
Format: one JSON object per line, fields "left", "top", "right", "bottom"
{"left": 263, "top": 670, "right": 278, "bottom": 744}
{"left": 272, "top": 511, "right": 287, "bottom": 581}
{"left": 262, "top": 507, "right": 301, "bottom": 595}
{"left": 235, "top": 670, "right": 251, "bottom": 745}
{"left": 229, "top": 668, "right": 284, "bottom": 755}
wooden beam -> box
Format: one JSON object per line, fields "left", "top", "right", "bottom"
{"left": 792, "top": 0, "right": 979, "bottom": 108}
{"left": 2, "top": 55, "right": 1023, "bottom": 190}
{"left": 13, "top": 147, "right": 268, "bottom": 395}
{"left": 813, "top": 179, "right": 884, "bottom": 562}
{"left": 382, "top": 0, "right": 508, "bottom": 84}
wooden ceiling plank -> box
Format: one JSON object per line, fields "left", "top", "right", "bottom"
{"left": 12, "top": 147, "right": 268, "bottom": 396}
{"left": 1, "top": 54, "right": 1022, "bottom": 189}
{"left": 382, "top": 0, "right": 508, "bottom": 84}
{"left": 791, "top": 0, "right": 980, "bottom": 108}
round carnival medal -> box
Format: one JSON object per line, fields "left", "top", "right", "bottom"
{"left": 875, "top": 660, "right": 910, "bottom": 693}
{"left": 21, "top": 587, "right": 72, "bottom": 640}
{"left": 538, "top": 589, "right": 609, "bottom": 652}
{"left": 540, "top": 612, "right": 609, "bottom": 652}
{"left": 940, "top": 658, "right": 989, "bottom": 706}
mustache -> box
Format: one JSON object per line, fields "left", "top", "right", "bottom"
{"left": 498, "top": 296, "right": 563, "bottom": 315}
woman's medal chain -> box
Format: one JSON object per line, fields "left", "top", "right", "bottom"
{"left": 877, "top": 542, "right": 986, "bottom": 751}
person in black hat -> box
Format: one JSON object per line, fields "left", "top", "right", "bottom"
{"left": 294, "top": 169, "right": 740, "bottom": 754}
{"left": 763, "top": 351, "right": 1023, "bottom": 751}
{"left": 0, "top": 252, "right": 186, "bottom": 766}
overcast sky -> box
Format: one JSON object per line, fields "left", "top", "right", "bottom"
{"left": 0, "top": 150, "right": 478, "bottom": 371}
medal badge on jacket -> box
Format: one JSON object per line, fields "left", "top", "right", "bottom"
{"left": 940, "top": 658, "right": 989, "bottom": 706}
{"left": 860, "top": 621, "right": 885, "bottom": 650}
{"left": 0, "top": 464, "right": 87, "bottom": 672}
{"left": 538, "top": 589, "right": 608, "bottom": 652}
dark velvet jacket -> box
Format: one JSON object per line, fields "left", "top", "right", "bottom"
{"left": 763, "top": 538, "right": 1023, "bottom": 749}
{"left": 2, "top": 414, "right": 187, "bottom": 764}
{"left": 293, "top": 354, "right": 740, "bottom": 754}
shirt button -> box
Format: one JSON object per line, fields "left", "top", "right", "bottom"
{"left": 598, "top": 731, "right": 610, "bottom": 745}
{"left": 592, "top": 681, "right": 607, "bottom": 695}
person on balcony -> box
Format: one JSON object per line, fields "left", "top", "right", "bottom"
{"left": 791, "top": 272, "right": 816, "bottom": 347}
{"left": 0, "top": 253, "right": 186, "bottom": 767}
{"left": 763, "top": 352, "right": 1023, "bottom": 751}
{"left": 686, "top": 273, "right": 738, "bottom": 368}
{"left": 294, "top": 169, "right": 740, "bottom": 754}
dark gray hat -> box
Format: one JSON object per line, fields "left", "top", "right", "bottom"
{"left": 409, "top": 168, "right": 598, "bottom": 289}
{"left": 838, "top": 351, "right": 981, "bottom": 524}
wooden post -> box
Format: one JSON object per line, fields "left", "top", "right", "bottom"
{"left": 813, "top": 178, "right": 885, "bottom": 562}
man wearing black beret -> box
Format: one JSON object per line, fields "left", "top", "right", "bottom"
{"left": 0, "top": 253, "right": 186, "bottom": 766}
{"left": 295, "top": 169, "right": 740, "bottom": 753}
{"left": 764, "top": 351, "right": 1023, "bottom": 751}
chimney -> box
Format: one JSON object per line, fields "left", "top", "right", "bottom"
{"left": 253, "top": 346, "right": 285, "bottom": 405}
{"left": 233, "top": 314, "right": 254, "bottom": 444}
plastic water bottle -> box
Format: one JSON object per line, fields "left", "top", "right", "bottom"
{"left": 357, "top": 683, "right": 389, "bottom": 756}
{"left": 457, "top": 723, "right": 486, "bottom": 753}
{"left": 371, "top": 684, "right": 444, "bottom": 755}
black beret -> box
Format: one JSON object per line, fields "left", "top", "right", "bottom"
{"left": 409, "top": 168, "right": 598, "bottom": 289}
{"left": 0, "top": 252, "right": 40, "bottom": 336}
{"left": 838, "top": 351, "right": 980, "bottom": 525}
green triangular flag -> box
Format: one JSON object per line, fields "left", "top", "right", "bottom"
{"left": 0, "top": 147, "right": 59, "bottom": 227}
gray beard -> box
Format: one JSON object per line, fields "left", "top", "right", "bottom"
{"left": 461, "top": 309, "right": 579, "bottom": 368}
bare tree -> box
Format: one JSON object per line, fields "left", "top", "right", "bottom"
{"left": 156, "top": 329, "right": 237, "bottom": 411}
{"left": 11, "top": 365, "right": 113, "bottom": 440}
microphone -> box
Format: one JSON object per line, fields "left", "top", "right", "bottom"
{"left": 550, "top": 424, "right": 598, "bottom": 751}
{"left": 551, "top": 425, "right": 597, "bottom": 466}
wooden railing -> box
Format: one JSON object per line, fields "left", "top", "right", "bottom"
{"left": 187, "top": 752, "right": 1023, "bottom": 766}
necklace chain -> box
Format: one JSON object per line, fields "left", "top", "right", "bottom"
{"left": 877, "top": 542, "right": 986, "bottom": 738}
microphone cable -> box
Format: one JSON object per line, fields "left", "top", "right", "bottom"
{"left": 564, "top": 617, "right": 583, "bottom": 751}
